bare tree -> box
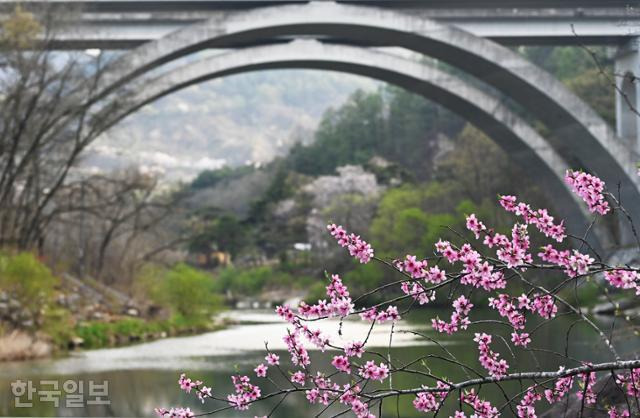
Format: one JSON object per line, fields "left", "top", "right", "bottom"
{"left": 0, "top": 5, "right": 117, "bottom": 251}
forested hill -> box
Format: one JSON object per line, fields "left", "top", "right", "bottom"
{"left": 83, "top": 70, "right": 376, "bottom": 180}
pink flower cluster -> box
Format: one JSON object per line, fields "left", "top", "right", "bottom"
{"left": 544, "top": 368, "right": 573, "bottom": 403}
{"left": 474, "top": 333, "right": 509, "bottom": 378}
{"left": 306, "top": 374, "right": 375, "bottom": 418}
{"left": 265, "top": 353, "right": 279, "bottom": 365}
{"left": 488, "top": 293, "right": 556, "bottom": 347}
{"left": 395, "top": 255, "right": 446, "bottom": 281}
{"left": 530, "top": 294, "right": 558, "bottom": 319}
{"left": 254, "top": 363, "right": 268, "bottom": 377}
{"left": 489, "top": 294, "right": 527, "bottom": 330}
{"left": 466, "top": 213, "right": 486, "bottom": 239}
{"left": 344, "top": 340, "right": 365, "bottom": 358}
{"left": 227, "top": 375, "right": 261, "bottom": 411}
{"left": 358, "top": 360, "right": 389, "bottom": 382}
{"left": 604, "top": 269, "right": 640, "bottom": 294}
{"left": 298, "top": 274, "right": 354, "bottom": 319}
{"left": 488, "top": 296, "right": 529, "bottom": 347}
{"left": 432, "top": 295, "right": 473, "bottom": 335}
{"left": 282, "top": 330, "right": 311, "bottom": 366}
{"left": 517, "top": 387, "right": 541, "bottom": 418}
{"left": 359, "top": 305, "right": 400, "bottom": 323}
{"left": 400, "top": 280, "right": 435, "bottom": 305}
{"left": 565, "top": 170, "right": 610, "bottom": 215}
{"left": 178, "top": 373, "right": 212, "bottom": 403}
{"left": 460, "top": 389, "right": 499, "bottom": 417}
{"left": 156, "top": 374, "right": 212, "bottom": 415}
{"left": 615, "top": 368, "right": 640, "bottom": 397}
{"left": 412, "top": 381, "right": 450, "bottom": 413}
{"left": 154, "top": 407, "right": 194, "bottom": 418}
{"left": 575, "top": 371, "right": 597, "bottom": 405}
{"left": 278, "top": 284, "right": 336, "bottom": 354}
{"left": 478, "top": 222, "right": 531, "bottom": 268}
{"left": 280, "top": 304, "right": 329, "bottom": 353}
{"left": 543, "top": 368, "right": 596, "bottom": 407}
{"left": 435, "top": 241, "right": 506, "bottom": 290}
{"left": 609, "top": 407, "right": 631, "bottom": 418}
{"left": 396, "top": 255, "right": 447, "bottom": 304}
{"left": 178, "top": 373, "right": 200, "bottom": 393}
{"left": 331, "top": 355, "right": 351, "bottom": 373}
{"left": 538, "top": 245, "right": 594, "bottom": 278}
{"left": 291, "top": 370, "right": 306, "bottom": 385}
{"left": 498, "top": 196, "right": 566, "bottom": 242}
{"left": 328, "top": 223, "right": 374, "bottom": 263}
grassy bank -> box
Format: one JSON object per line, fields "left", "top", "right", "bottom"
{"left": 0, "top": 253, "right": 227, "bottom": 360}
{"left": 73, "top": 316, "right": 225, "bottom": 349}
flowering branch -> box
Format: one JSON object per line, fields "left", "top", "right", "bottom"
{"left": 156, "top": 169, "right": 640, "bottom": 418}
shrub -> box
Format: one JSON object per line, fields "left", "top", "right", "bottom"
{"left": 0, "top": 252, "right": 59, "bottom": 327}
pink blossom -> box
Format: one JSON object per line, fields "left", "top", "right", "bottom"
{"left": 254, "top": 363, "right": 268, "bottom": 378}
{"left": 604, "top": 269, "right": 639, "bottom": 293}
{"left": 359, "top": 307, "right": 378, "bottom": 322}
{"left": 461, "top": 389, "right": 499, "bottom": 417}
{"left": 531, "top": 294, "right": 557, "bottom": 319}
{"left": 466, "top": 213, "right": 487, "bottom": 239}
{"left": 432, "top": 295, "right": 473, "bottom": 335}
{"left": 197, "top": 386, "right": 212, "bottom": 404}
{"left": 436, "top": 240, "right": 459, "bottom": 263}
{"left": 511, "top": 332, "right": 531, "bottom": 347}
{"left": 426, "top": 266, "right": 446, "bottom": 284}
{"left": 412, "top": 391, "right": 441, "bottom": 413}
{"left": 499, "top": 195, "right": 517, "bottom": 211}
{"left": 299, "top": 274, "right": 354, "bottom": 319}
{"left": 178, "top": 373, "right": 200, "bottom": 394}
{"left": 498, "top": 195, "right": 566, "bottom": 242}
{"left": 402, "top": 254, "right": 427, "bottom": 278}
{"left": 565, "top": 170, "right": 610, "bottom": 215}
{"left": 361, "top": 306, "right": 401, "bottom": 323}
{"left": 275, "top": 305, "right": 295, "bottom": 323}
{"left": 544, "top": 368, "right": 574, "bottom": 403}
{"left": 154, "top": 407, "right": 194, "bottom": 418}
{"left": 227, "top": 375, "right": 261, "bottom": 411}
{"left": 609, "top": 407, "right": 631, "bottom": 417}
{"left": 265, "top": 353, "right": 280, "bottom": 365}
{"left": 291, "top": 371, "right": 306, "bottom": 385}
{"left": 400, "top": 280, "right": 434, "bottom": 305}
{"left": 327, "top": 224, "right": 374, "bottom": 263}
{"left": 344, "top": 341, "right": 365, "bottom": 358}
{"left": 359, "top": 361, "right": 389, "bottom": 382}
{"left": 474, "top": 333, "right": 509, "bottom": 379}
{"left": 576, "top": 371, "right": 597, "bottom": 405}
{"left": 283, "top": 331, "right": 310, "bottom": 367}
{"left": 616, "top": 368, "right": 640, "bottom": 397}
{"left": 331, "top": 355, "right": 351, "bottom": 374}
{"left": 517, "top": 387, "right": 541, "bottom": 418}
{"left": 489, "top": 294, "right": 527, "bottom": 330}
{"left": 412, "top": 381, "right": 449, "bottom": 413}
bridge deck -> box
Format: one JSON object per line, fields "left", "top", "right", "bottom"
{"left": 1, "top": 0, "right": 639, "bottom": 48}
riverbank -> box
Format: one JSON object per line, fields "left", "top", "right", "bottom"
{"left": 0, "top": 315, "right": 228, "bottom": 362}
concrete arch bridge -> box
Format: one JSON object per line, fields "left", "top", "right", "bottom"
{"left": 16, "top": 1, "right": 640, "bottom": 251}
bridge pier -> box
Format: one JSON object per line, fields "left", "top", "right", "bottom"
{"left": 615, "top": 38, "right": 640, "bottom": 152}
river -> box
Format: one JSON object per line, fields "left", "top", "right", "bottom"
{"left": 0, "top": 309, "right": 635, "bottom": 417}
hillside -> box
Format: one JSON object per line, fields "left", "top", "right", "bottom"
{"left": 83, "top": 70, "right": 377, "bottom": 180}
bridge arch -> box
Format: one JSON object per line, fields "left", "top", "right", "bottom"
{"left": 101, "top": 41, "right": 611, "bottom": 250}
{"left": 96, "top": 2, "right": 640, "bottom": 242}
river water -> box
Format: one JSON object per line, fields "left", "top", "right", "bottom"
{"left": 0, "top": 309, "right": 635, "bottom": 417}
